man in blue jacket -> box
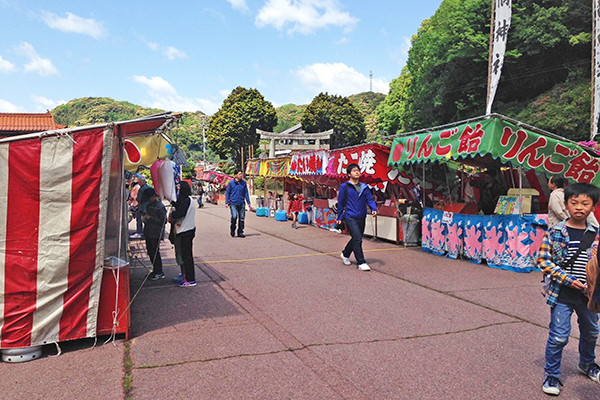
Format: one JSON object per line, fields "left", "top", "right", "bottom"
{"left": 226, "top": 170, "right": 251, "bottom": 238}
{"left": 336, "top": 163, "right": 378, "bottom": 271}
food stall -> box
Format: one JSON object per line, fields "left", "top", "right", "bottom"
{"left": 387, "top": 114, "right": 600, "bottom": 272}
{"left": 196, "top": 170, "right": 234, "bottom": 205}
{"left": 0, "top": 113, "right": 180, "bottom": 354}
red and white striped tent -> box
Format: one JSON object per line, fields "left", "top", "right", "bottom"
{"left": 0, "top": 113, "right": 180, "bottom": 349}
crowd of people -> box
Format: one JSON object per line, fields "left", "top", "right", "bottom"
{"left": 126, "top": 167, "right": 600, "bottom": 397}
{"left": 127, "top": 176, "right": 198, "bottom": 287}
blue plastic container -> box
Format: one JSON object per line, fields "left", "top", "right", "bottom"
{"left": 275, "top": 210, "right": 288, "bottom": 222}
{"left": 256, "top": 207, "right": 267, "bottom": 217}
{"left": 298, "top": 212, "right": 308, "bottom": 224}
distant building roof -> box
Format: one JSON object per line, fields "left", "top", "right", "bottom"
{"left": 0, "top": 111, "right": 65, "bottom": 136}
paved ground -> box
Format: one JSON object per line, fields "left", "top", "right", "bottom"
{"left": 2, "top": 203, "right": 600, "bottom": 399}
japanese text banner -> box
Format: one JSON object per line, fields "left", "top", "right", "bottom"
{"left": 327, "top": 143, "right": 391, "bottom": 182}
{"left": 487, "top": 0, "right": 512, "bottom": 115}
{"left": 290, "top": 151, "right": 329, "bottom": 175}
{"left": 388, "top": 118, "right": 600, "bottom": 186}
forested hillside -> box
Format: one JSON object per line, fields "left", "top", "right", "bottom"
{"left": 378, "top": 0, "right": 593, "bottom": 141}
{"left": 52, "top": 97, "right": 163, "bottom": 127}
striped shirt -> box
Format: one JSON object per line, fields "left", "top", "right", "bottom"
{"left": 564, "top": 227, "right": 589, "bottom": 284}
{"left": 537, "top": 220, "right": 598, "bottom": 306}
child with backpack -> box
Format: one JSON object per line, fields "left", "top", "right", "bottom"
{"left": 537, "top": 182, "right": 600, "bottom": 396}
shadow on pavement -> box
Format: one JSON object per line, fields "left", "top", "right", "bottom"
{"left": 129, "top": 255, "right": 242, "bottom": 337}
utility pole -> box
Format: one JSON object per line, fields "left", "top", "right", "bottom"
{"left": 201, "top": 116, "right": 207, "bottom": 164}
{"left": 369, "top": 70, "right": 373, "bottom": 92}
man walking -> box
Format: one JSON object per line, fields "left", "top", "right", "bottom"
{"left": 337, "top": 163, "right": 378, "bottom": 271}
{"left": 226, "top": 170, "right": 251, "bottom": 238}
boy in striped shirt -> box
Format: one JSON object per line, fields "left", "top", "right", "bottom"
{"left": 538, "top": 182, "right": 600, "bottom": 396}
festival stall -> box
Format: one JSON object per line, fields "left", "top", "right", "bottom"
{"left": 288, "top": 144, "right": 431, "bottom": 244}
{"left": 0, "top": 113, "right": 180, "bottom": 354}
{"left": 246, "top": 157, "right": 293, "bottom": 212}
{"left": 387, "top": 114, "right": 600, "bottom": 272}
{"left": 196, "top": 170, "right": 234, "bottom": 204}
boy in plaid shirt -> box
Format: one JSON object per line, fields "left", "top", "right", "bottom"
{"left": 537, "top": 182, "right": 600, "bottom": 396}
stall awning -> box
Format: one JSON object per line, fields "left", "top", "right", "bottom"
{"left": 327, "top": 143, "right": 393, "bottom": 183}
{"left": 387, "top": 115, "right": 600, "bottom": 185}
{"left": 197, "top": 170, "right": 234, "bottom": 186}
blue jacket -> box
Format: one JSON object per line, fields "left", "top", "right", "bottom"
{"left": 226, "top": 179, "right": 250, "bottom": 206}
{"left": 336, "top": 181, "right": 377, "bottom": 220}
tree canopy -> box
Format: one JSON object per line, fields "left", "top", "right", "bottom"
{"left": 206, "top": 87, "right": 277, "bottom": 168}
{"left": 52, "top": 97, "right": 162, "bottom": 127}
{"left": 301, "top": 93, "right": 366, "bottom": 149}
{"left": 377, "top": 0, "right": 593, "bottom": 141}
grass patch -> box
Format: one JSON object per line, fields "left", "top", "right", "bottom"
{"left": 123, "top": 341, "right": 134, "bottom": 399}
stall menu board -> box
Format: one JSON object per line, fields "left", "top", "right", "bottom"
{"left": 495, "top": 196, "right": 520, "bottom": 215}
{"left": 388, "top": 117, "right": 600, "bottom": 186}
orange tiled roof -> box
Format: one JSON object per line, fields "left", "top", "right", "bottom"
{"left": 0, "top": 111, "right": 65, "bottom": 133}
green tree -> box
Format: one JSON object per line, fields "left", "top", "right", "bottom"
{"left": 52, "top": 97, "right": 162, "bottom": 127}
{"left": 171, "top": 111, "right": 208, "bottom": 162}
{"left": 377, "top": 67, "right": 413, "bottom": 136}
{"left": 274, "top": 104, "right": 306, "bottom": 132}
{"left": 383, "top": 0, "right": 592, "bottom": 138}
{"left": 207, "top": 87, "right": 277, "bottom": 168}
{"left": 301, "top": 93, "right": 366, "bottom": 149}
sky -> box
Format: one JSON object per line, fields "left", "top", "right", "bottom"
{"left": 0, "top": 0, "right": 443, "bottom": 116}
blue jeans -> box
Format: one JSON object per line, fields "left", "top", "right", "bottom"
{"left": 544, "top": 300, "right": 599, "bottom": 377}
{"left": 230, "top": 204, "right": 246, "bottom": 235}
{"left": 342, "top": 217, "right": 366, "bottom": 265}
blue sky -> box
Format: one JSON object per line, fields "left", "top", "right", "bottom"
{"left": 0, "top": 0, "right": 443, "bottom": 115}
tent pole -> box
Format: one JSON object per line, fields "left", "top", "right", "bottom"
{"left": 518, "top": 166, "right": 523, "bottom": 216}
{"left": 422, "top": 164, "right": 426, "bottom": 207}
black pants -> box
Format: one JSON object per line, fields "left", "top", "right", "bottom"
{"left": 179, "top": 234, "right": 195, "bottom": 282}
{"left": 342, "top": 217, "right": 366, "bottom": 265}
{"left": 145, "top": 237, "right": 163, "bottom": 274}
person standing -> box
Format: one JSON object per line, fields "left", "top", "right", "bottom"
{"left": 168, "top": 181, "right": 197, "bottom": 287}
{"left": 336, "top": 163, "right": 378, "bottom": 271}
{"left": 288, "top": 192, "right": 304, "bottom": 229}
{"left": 548, "top": 174, "right": 598, "bottom": 228}
{"left": 131, "top": 176, "right": 151, "bottom": 239}
{"left": 141, "top": 188, "right": 167, "bottom": 280}
{"left": 538, "top": 183, "right": 600, "bottom": 395}
{"left": 226, "top": 170, "right": 251, "bottom": 238}
{"left": 548, "top": 175, "right": 569, "bottom": 228}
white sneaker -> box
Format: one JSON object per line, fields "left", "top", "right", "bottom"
{"left": 129, "top": 233, "right": 143, "bottom": 239}
{"left": 340, "top": 253, "right": 351, "bottom": 265}
{"left": 357, "top": 263, "right": 371, "bottom": 271}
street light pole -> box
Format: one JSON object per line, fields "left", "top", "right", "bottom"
{"left": 202, "top": 116, "right": 207, "bottom": 164}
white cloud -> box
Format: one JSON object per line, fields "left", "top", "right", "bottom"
{"left": 164, "top": 47, "right": 188, "bottom": 60}
{"left": 0, "top": 99, "right": 25, "bottom": 112}
{"left": 133, "top": 75, "right": 221, "bottom": 115}
{"left": 31, "top": 95, "right": 66, "bottom": 111}
{"left": 227, "top": 0, "right": 249, "bottom": 12}
{"left": 293, "top": 62, "right": 388, "bottom": 96}
{"left": 0, "top": 54, "right": 16, "bottom": 73}
{"left": 140, "top": 36, "right": 187, "bottom": 60}
{"left": 16, "top": 42, "right": 59, "bottom": 76}
{"left": 256, "top": 0, "right": 358, "bottom": 35}
{"left": 41, "top": 11, "right": 106, "bottom": 39}
{"left": 389, "top": 36, "right": 412, "bottom": 66}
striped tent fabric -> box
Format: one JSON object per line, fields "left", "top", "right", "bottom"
{"left": 0, "top": 128, "right": 112, "bottom": 348}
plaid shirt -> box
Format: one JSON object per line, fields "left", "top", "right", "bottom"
{"left": 537, "top": 220, "right": 598, "bottom": 306}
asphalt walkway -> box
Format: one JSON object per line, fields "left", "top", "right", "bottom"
{"left": 2, "top": 203, "right": 600, "bottom": 399}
